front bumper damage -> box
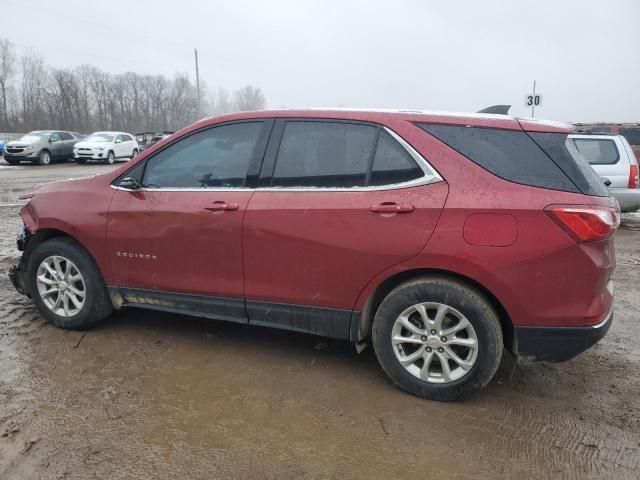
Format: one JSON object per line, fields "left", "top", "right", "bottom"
{"left": 8, "top": 226, "right": 31, "bottom": 297}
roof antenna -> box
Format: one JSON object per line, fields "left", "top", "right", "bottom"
{"left": 477, "top": 105, "right": 511, "bottom": 115}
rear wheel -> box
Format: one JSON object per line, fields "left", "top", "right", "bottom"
{"left": 28, "top": 237, "right": 113, "bottom": 330}
{"left": 38, "top": 150, "right": 51, "bottom": 165}
{"left": 105, "top": 151, "right": 115, "bottom": 165}
{"left": 372, "top": 277, "right": 503, "bottom": 401}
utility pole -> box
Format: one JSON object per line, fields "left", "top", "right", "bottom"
{"left": 194, "top": 48, "right": 201, "bottom": 116}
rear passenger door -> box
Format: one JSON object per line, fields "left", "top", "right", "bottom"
{"left": 242, "top": 119, "right": 448, "bottom": 338}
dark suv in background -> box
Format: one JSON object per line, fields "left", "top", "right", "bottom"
{"left": 3, "top": 130, "right": 82, "bottom": 165}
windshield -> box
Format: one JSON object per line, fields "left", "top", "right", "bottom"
{"left": 86, "top": 134, "right": 114, "bottom": 142}
{"left": 19, "top": 133, "right": 49, "bottom": 142}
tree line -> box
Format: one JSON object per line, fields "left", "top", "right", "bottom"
{"left": 0, "top": 38, "right": 267, "bottom": 134}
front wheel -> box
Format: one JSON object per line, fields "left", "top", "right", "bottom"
{"left": 28, "top": 237, "right": 113, "bottom": 330}
{"left": 105, "top": 151, "right": 115, "bottom": 165}
{"left": 130, "top": 149, "right": 138, "bottom": 159}
{"left": 38, "top": 150, "right": 51, "bottom": 165}
{"left": 372, "top": 277, "right": 503, "bottom": 401}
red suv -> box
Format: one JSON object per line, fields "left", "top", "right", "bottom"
{"left": 9, "top": 110, "right": 618, "bottom": 401}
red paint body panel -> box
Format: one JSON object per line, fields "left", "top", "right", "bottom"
{"left": 106, "top": 190, "right": 252, "bottom": 297}
{"left": 242, "top": 182, "right": 448, "bottom": 309}
{"left": 463, "top": 214, "right": 517, "bottom": 247}
{"left": 18, "top": 109, "right": 616, "bottom": 334}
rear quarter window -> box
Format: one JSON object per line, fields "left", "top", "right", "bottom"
{"left": 417, "top": 124, "right": 580, "bottom": 193}
{"left": 418, "top": 124, "right": 609, "bottom": 197}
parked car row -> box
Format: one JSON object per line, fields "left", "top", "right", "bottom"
{"left": 2, "top": 130, "right": 139, "bottom": 165}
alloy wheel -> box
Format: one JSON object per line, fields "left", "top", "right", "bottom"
{"left": 391, "top": 302, "right": 479, "bottom": 383}
{"left": 36, "top": 255, "right": 86, "bottom": 317}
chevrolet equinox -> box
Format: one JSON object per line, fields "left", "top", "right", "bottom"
{"left": 9, "top": 109, "right": 619, "bottom": 401}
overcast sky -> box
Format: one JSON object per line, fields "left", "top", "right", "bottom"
{"left": 3, "top": 0, "right": 639, "bottom": 122}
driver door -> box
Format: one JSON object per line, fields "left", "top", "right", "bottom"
{"left": 48, "top": 132, "right": 64, "bottom": 159}
{"left": 107, "top": 120, "right": 271, "bottom": 307}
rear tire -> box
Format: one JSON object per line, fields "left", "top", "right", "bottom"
{"left": 38, "top": 150, "right": 51, "bottom": 165}
{"left": 372, "top": 277, "right": 503, "bottom": 401}
{"left": 27, "top": 237, "right": 113, "bottom": 330}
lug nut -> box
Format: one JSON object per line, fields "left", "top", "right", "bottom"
{"left": 421, "top": 335, "right": 427, "bottom": 342}
{"left": 430, "top": 329, "right": 436, "bottom": 335}
{"left": 438, "top": 347, "right": 444, "bottom": 353}
{"left": 426, "top": 347, "right": 432, "bottom": 352}
{"left": 441, "top": 336, "right": 447, "bottom": 342}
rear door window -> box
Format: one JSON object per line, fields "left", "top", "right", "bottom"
{"left": 143, "top": 122, "right": 263, "bottom": 188}
{"left": 571, "top": 138, "right": 620, "bottom": 165}
{"left": 60, "top": 132, "right": 73, "bottom": 140}
{"left": 271, "top": 121, "right": 377, "bottom": 188}
{"left": 370, "top": 131, "right": 424, "bottom": 186}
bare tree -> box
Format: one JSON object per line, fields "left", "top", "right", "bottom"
{"left": 0, "top": 37, "right": 267, "bottom": 133}
{"left": 232, "top": 85, "right": 266, "bottom": 112}
{"left": 0, "top": 38, "right": 15, "bottom": 129}
{"left": 208, "top": 87, "right": 233, "bottom": 116}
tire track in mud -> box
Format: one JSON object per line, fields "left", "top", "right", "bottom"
{"left": 467, "top": 402, "right": 640, "bottom": 474}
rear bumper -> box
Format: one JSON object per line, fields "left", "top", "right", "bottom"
{"left": 610, "top": 188, "right": 640, "bottom": 213}
{"left": 515, "top": 306, "right": 613, "bottom": 362}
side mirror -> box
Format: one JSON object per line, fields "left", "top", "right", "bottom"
{"left": 115, "top": 138, "right": 122, "bottom": 144}
{"left": 49, "top": 138, "right": 58, "bottom": 143}
{"left": 118, "top": 177, "right": 143, "bottom": 191}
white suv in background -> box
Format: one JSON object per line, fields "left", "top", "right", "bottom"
{"left": 73, "top": 131, "right": 139, "bottom": 164}
{"left": 568, "top": 133, "right": 640, "bottom": 212}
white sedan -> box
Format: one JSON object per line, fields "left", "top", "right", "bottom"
{"left": 73, "top": 132, "right": 139, "bottom": 164}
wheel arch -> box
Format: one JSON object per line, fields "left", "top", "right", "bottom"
{"left": 353, "top": 268, "right": 515, "bottom": 354}
{"left": 23, "top": 228, "right": 108, "bottom": 291}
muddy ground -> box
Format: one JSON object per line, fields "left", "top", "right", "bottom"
{"left": 0, "top": 161, "right": 638, "bottom": 479}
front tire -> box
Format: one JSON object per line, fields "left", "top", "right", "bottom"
{"left": 38, "top": 150, "right": 51, "bottom": 165}
{"left": 105, "top": 151, "right": 115, "bottom": 165}
{"left": 131, "top": 149, "right": 138, "bottom": 159}
{"left": 372, "top": 277, "right": 503, "bottom": 401}
{"left": 27, "top": 237, "right": 113, "bottom": 330}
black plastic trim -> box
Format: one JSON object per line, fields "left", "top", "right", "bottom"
{"left": 109, "top": 287, "right": 356, "bottom": 340}
{"left": 515, "top": 308, "right": 613, "bottom": 362}
{"left": 246, "top": 300, "right": 353, "bottom": 340}
{"left": 113, "top": 287, "right": 248, "bottom": 324}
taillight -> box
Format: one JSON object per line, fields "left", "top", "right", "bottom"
{"left": 545, "top": 205, "right": 620, "bottom": 243}
{"left": 629, "top": 164, "right": 639, "bottom": 189}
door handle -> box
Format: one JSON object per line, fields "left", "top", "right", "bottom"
{"left": 204, "top": 201, "right": 240, "bottom": 212}
{"left": 370, "top": 202, "right": 415, "bottom": 214}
